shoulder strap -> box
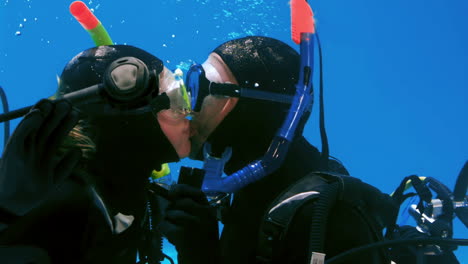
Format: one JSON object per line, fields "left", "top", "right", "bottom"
{"left": 256, "top": 172, "right": 396, "bottom": 264}
{"left": 256, "top": 172, "right": 341, "bottom": 263}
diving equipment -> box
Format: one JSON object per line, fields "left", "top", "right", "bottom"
{"left": 0, "top": 47, "right": 191, "bottom": 123}
{"left": 187, "top": 0, "right": 315, "bottom": 194}
{"left": 0, "top": 54, "right": 168, "bottom": 122}
{"left": 383, "top": 161, "right": 468, "bottom": 263}
{"left": 186, "top": 64, "right": 294, "bottom": 112}
{"left": 70, "top": 1, "right": 113, "bottom": 46}
{"left": 326, "top": 238, "right": 468, "bottom": 264}
{"left": 0, "top": 86, "right": 10, "bottom": 145}
{"left": 159, "top": 68, "right": 192, "bottom": 120}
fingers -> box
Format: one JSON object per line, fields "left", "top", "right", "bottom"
{"left": 160, "top": 185, "right": 216, "bottom": 243}
{"left": 165, "top": 209, "right": 201, "bottom": 226}
{"left": 7, "top": 99, "right": 53, "bottom": 155}
{"left": 158, "top": 220, "right": 184, "bottom": 246}
{"left": 158, "top": 208, "right": 204, "bottom": 247}
{"left": 43, "top": 110, "right": 80, "bottom": 168}
{"left": 54, "top": 148, "right": 82, "bottom": 184}
{"left": 169, "top": 197, "right": 211, "bottom": 216}
{"left": 36, "top": 100, "right": 77, "bottom": 157}
{"left": 169, "top": 184, "right": 209, "bottom": 205}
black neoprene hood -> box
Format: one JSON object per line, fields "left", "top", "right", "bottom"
{"left": 58, "top": 44, "right": 180, "bottom": 167}
{"left": 60, "top": 45, "right": 163, "bottom": 94}
{"left": 213, "top": 36, "right": 299, "bottom": 95}
{"left": 203, "top": 36, "right": 305, "bottom": 161}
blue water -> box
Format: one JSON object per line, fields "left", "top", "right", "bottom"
{"left": 1, "top": 0, "right": 467, "bottom": 262}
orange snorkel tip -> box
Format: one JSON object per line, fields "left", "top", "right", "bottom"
{"left": 70, "top": 1, "right": 99, "bottom": 30}
{"left": 291, "top": 0, "right": 315, "bottom": 44}
{"left": 70, "top": 1, "right": 113, "bottom": 46}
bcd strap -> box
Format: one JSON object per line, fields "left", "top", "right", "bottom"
{"left": 256, "top": 172, "right": 397, "bottom": 264}
{"left": 387, "top": 175, "right": 433, "bottom": 237}
{"left": 256, "top": 172, "right": 339, "bottom": 263}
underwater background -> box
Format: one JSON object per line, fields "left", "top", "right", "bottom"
{"left": 1, "top": 0, "right": 467, "bottom": 262}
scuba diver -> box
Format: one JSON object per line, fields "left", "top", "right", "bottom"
{"left": 0, "top": 44, "right": 193, "bottom": 264}
{"left": 159, "top": 35, "right": 397, "bottom": 264}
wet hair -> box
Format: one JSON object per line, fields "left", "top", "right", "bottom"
{"left": 207, "top": 36, "right": 310, "bottom": 160}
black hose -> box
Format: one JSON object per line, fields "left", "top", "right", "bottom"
{"left": 308, "top": 182, "right": 340, "bottom": 257}
{"left": 325, "top": 238, "right": 468, "bottom": 264}
{"left": 453, "top": 161, "right": 468, "bottom": 201}
{"left": 0, "top": 86, "right": 10, "bottom": 146}
{"left": 426, "top": 177, "right": 453, "bottom": 200}
{"left": 315, "top": 32, "right": 330, "bottom": 171}
{"left": 162, "top": 253, "right": 175, "bottom": 264}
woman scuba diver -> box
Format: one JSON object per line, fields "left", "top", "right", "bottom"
{"left": 0, "top": 44, "right": 192, "bottom": 264}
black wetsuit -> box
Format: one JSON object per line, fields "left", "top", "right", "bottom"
{"left": 219, "top": 136, "right": 390, "bottom": 264}
{"left": 0, "top": 127, "right": 172, "bottom": 264}
{"left": 0, "top": 166, "right": 166, "bottom": 264}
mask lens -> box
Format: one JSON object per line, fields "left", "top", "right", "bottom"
{"left": 187, "top": 64, "right": 204, "bottom": 111}
{"left": 159, "top": 68, "right": 192, "bottom": 119}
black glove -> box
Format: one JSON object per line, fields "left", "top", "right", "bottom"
{"left": 0, "top": 99, "right": 82, "bottom": 217}
{"left": 158, "top": 184, "right": 220, "bottom": 264}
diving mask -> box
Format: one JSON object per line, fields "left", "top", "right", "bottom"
{"left": 186, "top": 62, "right": 294, "bottom": 113}
{"left": 158, "top": 67, "right": 192, "bottom": 119}
{"left": 157, "top": 67, "right": 192, "bottom": 158}
{"left": 0, "top": 55, "right": 191, "bottom": 122}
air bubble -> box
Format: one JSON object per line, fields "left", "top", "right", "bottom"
{"left": 15, "top": 31, "right": 21, "bottom": 36}
{"left": 222, "top": 10, "right": 232, "bottom": 17}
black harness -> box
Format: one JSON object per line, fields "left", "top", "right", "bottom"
{"left": 256, "top": 172, "right": 397, "bottom": 264}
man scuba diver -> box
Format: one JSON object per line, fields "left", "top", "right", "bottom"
{"left": 0, "top": 44, "right": 193, "bottom": 264}
{"left": 160, "top": 36, "right": 397, "bottom": 264}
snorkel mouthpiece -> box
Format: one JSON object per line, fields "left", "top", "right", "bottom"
{"left": 201, "top": 0, "right": 316, "bottom": 194}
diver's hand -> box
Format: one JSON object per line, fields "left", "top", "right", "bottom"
{"left": 0, "top": 99, "right": 82, "bottom": 216}
{"left": 158, "top": 184, "right": 220, "bottom": 264}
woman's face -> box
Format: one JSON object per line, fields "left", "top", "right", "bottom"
{"left": 157, "top": 67, "right": 192, "bottom": 158}
{"left": 157, "top": 110, "right": 191, "bottom": 158}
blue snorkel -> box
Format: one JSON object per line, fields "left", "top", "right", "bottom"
{"left": 202, "top": 0, "right": 316, "bottom": 195}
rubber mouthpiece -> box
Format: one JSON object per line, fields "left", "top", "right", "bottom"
{"left": 291, "top": 0, "right": 315, "bottom": 44}
{"left": 70, "top": 1, "right": 99, "bottom": 30}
